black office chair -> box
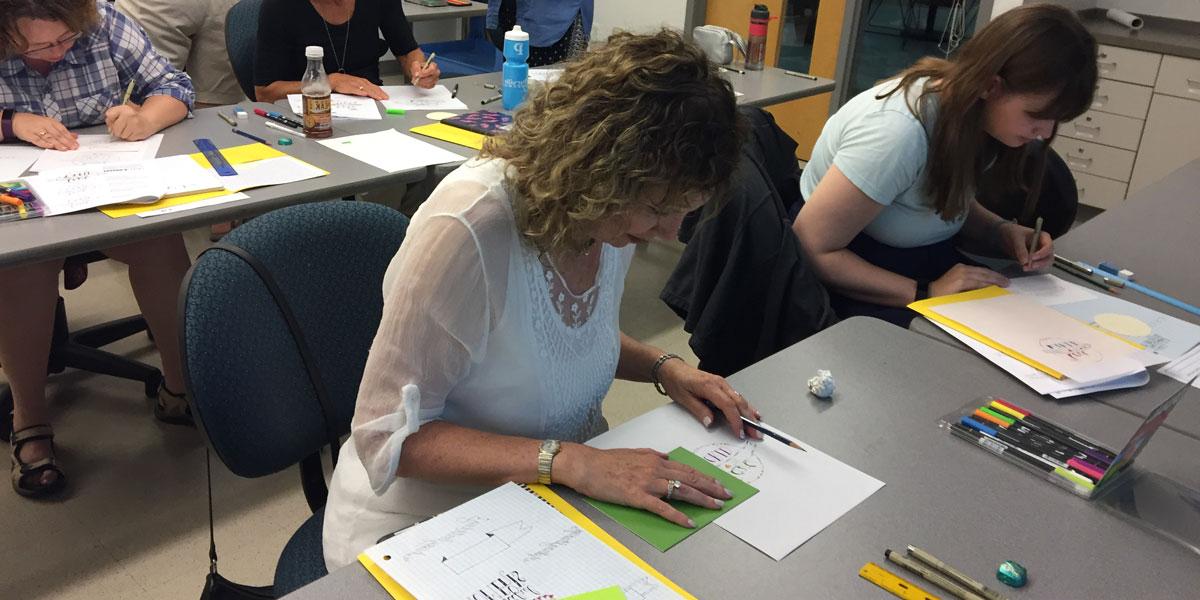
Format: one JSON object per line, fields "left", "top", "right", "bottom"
{"left": 0, "top": 252, "right": 162, "bottom": 441}
{"left": 226, "top": 0, "right": 263, "bottom": 100}
{"left": 180, "top": 200, "right": 408, "bottom": 595}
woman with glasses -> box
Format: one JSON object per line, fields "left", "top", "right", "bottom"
{"left": 0, "top": 0, "right": 195, "bottom": 499}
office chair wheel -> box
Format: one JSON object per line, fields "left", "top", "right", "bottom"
{"left": 0, "top": 387, "right": 12, "bottom": 443}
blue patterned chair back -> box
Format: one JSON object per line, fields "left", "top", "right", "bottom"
{"left": 180, "top": 201, "right": 408, "bottom": 478}
{"left": 225, "top": 0, "right": 263, "bottom": 100}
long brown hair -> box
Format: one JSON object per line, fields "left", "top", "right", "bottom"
{"left": 481, "top": 29, "right": 745, "bottom": 254}
{"left": 0, "top": 0, "right": 99, "bottom": 60}
{"left": 879, "top": 4, "right": 1096, "bottom": 221}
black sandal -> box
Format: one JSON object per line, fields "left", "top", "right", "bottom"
{"left": 10, "top": 424, "right": 66, "bottom": 498}
{"left": 154, "top": 383, "right": 195, "bottom": 427}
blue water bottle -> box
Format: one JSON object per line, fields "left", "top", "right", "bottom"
{"left": 502, "top": 25, "right": 529, "bottom": 110}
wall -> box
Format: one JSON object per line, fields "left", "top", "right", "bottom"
{"left": 592, "top": 0, "right": 691, "bottom": 38}
{"left": 1094, "top": 0, "right": 1200, "bottom": 21}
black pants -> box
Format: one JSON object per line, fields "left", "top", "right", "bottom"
{"left": 829, "top": 233, "right": 978, "bottom": 328}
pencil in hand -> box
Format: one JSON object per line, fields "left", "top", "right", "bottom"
{"left": 121, "top": 79, "right": 136, "bottom": 105}
{"left": 412, "top": 52, "right": 436, "bottom": 83}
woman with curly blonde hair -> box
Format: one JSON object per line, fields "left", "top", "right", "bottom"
{"left": 322, "top": 29, "right": 751, "bottom": 569}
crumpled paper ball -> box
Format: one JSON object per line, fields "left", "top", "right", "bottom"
{"left": 806, "top": 369, "right": 835, "bottom": 399}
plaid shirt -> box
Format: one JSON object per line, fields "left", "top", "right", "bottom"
{"left": 0, "top": 1, "right": 194, "bottom": 129}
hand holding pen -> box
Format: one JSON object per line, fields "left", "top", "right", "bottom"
{"left": 410, "top": 52, "right": 440, "bottom": 89}
{"left": 999, "top": 219, "right": 1052, "bottom": 271}
{"left": 653, "top": 356, "right": 763, "bottom": 441}
{"left": 105, "top": 80, "right": 154, "bottom": 141}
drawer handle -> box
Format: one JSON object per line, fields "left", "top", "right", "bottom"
{"left": 1187, "top": 78, "right": 1200, "bottom": 95}
{"left": 1097, "top": 60, "right": 1117, "bottom": 72}
{"left": 1068, "top": 156, "right": 1094, "bottom": 169}
{"left": 1073, "top": 123, "right": 1101, "bottom": 138}
{"left": 1091, "top": 94, "right": 1109, "bottom": 108}
{"left": 1078, "top": 186, "right": 1087, "bottom": 197}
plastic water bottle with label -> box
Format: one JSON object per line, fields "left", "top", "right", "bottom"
{"left": 301, "top": 45, "right": 332, "bottom": 139}
{"left": 502, "top": 26, "right": 529, "bottom": 110}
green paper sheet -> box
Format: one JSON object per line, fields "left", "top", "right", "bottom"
{"left": 585, "top": 447, "right": 758, "bottom": 552}
{"left": 561, "top": 586, "right": 626, "bottom": 600}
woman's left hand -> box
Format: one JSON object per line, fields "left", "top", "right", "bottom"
{"left": 658, "top": 359, "right": 762, "bottom": 440}
{"left": 999, "top": 221, "right": 1053, "bottom": 271}
{"left": 105, "top": 104, "right": 156, "bottom": 141}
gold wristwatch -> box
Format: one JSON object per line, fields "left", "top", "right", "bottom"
{"left": 537, "top": 439, "right": 561, "bottom": 485}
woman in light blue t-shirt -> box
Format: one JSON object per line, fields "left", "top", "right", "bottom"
{"left": 793, "top": 5, "right": 1097, "bottom": 326}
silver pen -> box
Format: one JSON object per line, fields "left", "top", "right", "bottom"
{"left": 720, "top": 66, "right": 745, "bottom": 75}
{"left": 907, "top": 546, "right": 1007, "bottom": 600}
{"left": 783, "top": 70, "right": 818, "bottom": 80}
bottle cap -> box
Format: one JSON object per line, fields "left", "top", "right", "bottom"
{"left": 752, "top": 4, "right": 770, "bottom": 19}
{"left": 305, "top": 45, "right": 324, "bottom": 59}
{"left": 504, "top": 25, "right": 529, "bottom": 42}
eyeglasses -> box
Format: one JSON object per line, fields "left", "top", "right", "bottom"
{"left": 22, "top": 31, "right": 82, "bottom": 59}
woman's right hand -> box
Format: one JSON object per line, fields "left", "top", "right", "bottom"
{"left": 11, "top": 113, "right": 78, "bottom": 150}
{"left": 328, "top": 73, "right": 389, "bottom": 100}
{"left": 929, "top": 263, "right": 1010, "bottom": 298}
{"left": 554, "top": 443, "right": 733, "bottom": 528}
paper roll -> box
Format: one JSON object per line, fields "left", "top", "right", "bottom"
{"left": 1106, "top": 8, "right": 1144, "bottom": 30}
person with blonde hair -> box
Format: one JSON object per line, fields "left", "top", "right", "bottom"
{"left": 793, "top": 4, "right": 1097, "bottom": 326}
{"left": 322, "top": 29, "right": 753, "bottom": 569}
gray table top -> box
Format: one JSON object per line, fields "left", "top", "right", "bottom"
{"left": 284, "top": 317, "right": 1200, "bottom": 599}
{"left": 403, "top": 0, "right": 486, "bottom": 23}
{"left": 915, "top": 159, "right": 1200, "bottom": 439}
{"left": 0, "top": 103, "right": 433, "bottom": 269}
{"left": 1079, "top": 8, "right": 1200, "bottom": 60}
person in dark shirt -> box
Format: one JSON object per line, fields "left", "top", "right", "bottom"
{"left": 254, "top": 0, "right": 440, "bottom": 103}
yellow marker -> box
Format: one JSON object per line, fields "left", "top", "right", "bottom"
{"left": 988, "top": 401, "right": 1025, "bottom": 421}
{"left": 121, "top": 79, "right": 136, "bottom": 105}
{"left": 860, "top": 562, "right": 941, "bottom": 600}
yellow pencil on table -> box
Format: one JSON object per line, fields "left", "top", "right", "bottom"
{"left": 413, "top": 52, "right": 436, "bottom": 83}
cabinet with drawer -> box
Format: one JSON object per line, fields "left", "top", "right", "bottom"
{"left": 1064, "top": 37, "right": 1200, "bottom": 209}
{"left": 1096, "top": 44, "right": 1162, "bottom": 87}
{"left": 1072, "top": 172, "right": 1128, "bottom": 211}
{"left": 1060, "top": 110, "right": 1143, "bottom": 151}
{"left": 1054, "top": 138, "right": 1137, "bottom": 182}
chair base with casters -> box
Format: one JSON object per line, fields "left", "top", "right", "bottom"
{"left": 1, "top": 293, "right": 162, "bottom": 442}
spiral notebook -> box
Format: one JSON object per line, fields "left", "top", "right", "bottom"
{"left": 359, "top": 482, "right": 692, "bottom": 599}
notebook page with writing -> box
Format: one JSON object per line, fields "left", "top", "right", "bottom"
{"left": 359, "top": 483, "right": 688, "bottom": 600}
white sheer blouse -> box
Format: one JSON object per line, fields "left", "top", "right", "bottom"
{"left": 322, "top": 158, "right": 635, "bottom": 569}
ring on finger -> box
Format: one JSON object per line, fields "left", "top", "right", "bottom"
{"left": 37, "top": 130, "right": 48, "bottom": 136}
{"left": 664, "top": 479, "right": 681, "bottom": 500}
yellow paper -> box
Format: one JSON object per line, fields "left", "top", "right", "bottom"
{"left": 100, "top": 143, "right": 311, "bottom": 218}
{"left": 409, "top": 123, "right": 485, "bottom": 150}
{"left": 563, "top": 586, "right": 627, "bottom": 600}
{"left": 910, "top": 286, "right": 1067, "bottom": 379}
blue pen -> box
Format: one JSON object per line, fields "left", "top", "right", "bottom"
{"left": 231, "top": 128, "right": 269, "bottom": 145}
{"left": 1070, "top": 258, "right": 1200, "bottom": 317}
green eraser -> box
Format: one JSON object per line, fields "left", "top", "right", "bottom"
{"left": 277, "top": 137, "right": 293, "bottom": 145}
{"left": 386, "top": 108, "right": 406, "bottom": 115}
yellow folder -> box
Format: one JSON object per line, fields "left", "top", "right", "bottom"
{"left": 909, "top": 286, "right": 1067, "bottom": 379}
{"left": 357, "top": 484, "right": 694, "bottom": 600}
{"left": 408, "top": 123, "right": 485, "bottom": 150}
{"left": 100, "top": 143, "right": 325, "bottom": 218}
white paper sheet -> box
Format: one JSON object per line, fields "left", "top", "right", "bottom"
{"left": 29, "top": 134, "right": 163, "bottom": 172}
{"left": 0, "top": 145, "right": 43, "bottom": 179}
{"left": 362, "top": 483, "right": 684, "bottom": 599}
{"left": 589, "top": 404, "right": 884, "bottom": 561}
{"left": 286, "top": 93, "right": 382, "bottom": 120}
{"left": 932, "top": 293, "right": 1144, "bottom": 384}
{"left": 930, "top": 319, "right": 1150, "bottom": 398}
{"left": 1007, "top": 274, "right": 1100, "bottom": 306}
{"left": 136, "top": 192, "right": 250, "bottom": 217}
{"left": 1161, "top": 344, "right": 1200, "bottom": 390}
{"left": 218, "top": 155, "right": 328, "bottom": 192}
{"left": 317, "top": 129, "right": 467, "bottom": 173}
{"left": 378, "top": 84, "right": 469, "bottom": 111}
